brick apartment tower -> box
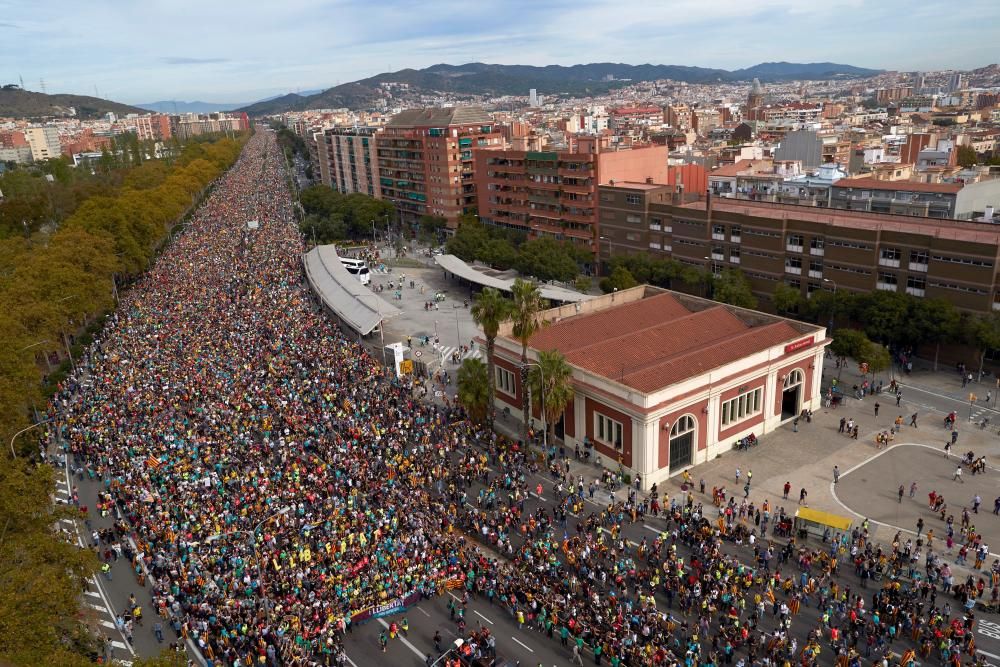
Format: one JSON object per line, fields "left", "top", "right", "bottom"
{"left": 475, "top": 135, "right": 669, "bottom": 255}
{"left": 376, "top": 107, "right": 504, "bottom": 229}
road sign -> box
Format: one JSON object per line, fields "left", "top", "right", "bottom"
{"left": 414, "top": 350, "right": 422, "bottom": 358}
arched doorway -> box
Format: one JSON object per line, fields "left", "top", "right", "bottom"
{"left": 669, "top": 414, "right": 696, "bottom": 471}
{"left": 781, "top": 369, "right": 804, "bottom": 420}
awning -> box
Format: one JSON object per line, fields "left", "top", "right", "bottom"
{"left": 434, "top": 254, "right": 593, "bottom": 304}
{"left": 794, "top": 507, "right": 852, "bottom": 531}
{"left": 302, "top": 245, "right": 400, "bottom": 336}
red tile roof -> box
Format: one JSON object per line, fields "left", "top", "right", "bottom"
{"left": 524, "top": 292, "right": 804, "bottom": 394}
{"left": 832, "top": 177, "right": 963, "bottom": 194}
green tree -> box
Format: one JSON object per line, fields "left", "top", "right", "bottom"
{"left": 956, "top": 144, "right": 978, "bottom": 168}
{"left": 971, "top": 312, "right": 1000, "bottom": 378}
{"left": 514, "top": 237, "right": 578, "bottom": 282}
{"left": 772, "top": 283, "right": 803, "bottom": 316}
{"left": 417, "top": 215, "right": 446, "bottom": 247}
{"left": 860, "top": 342, "right": 892, "bottom": 385}
{"left": 446, "top": 216, "right": 489, "bottom": 261}
{"left": 599, "top": 266, "right": 638, "bottom": 293}
{"left": 133, "top": 649, "right": 191, "bottom": 667}
{"left": 478, "top": 238, "right": 518, "bottom": 270}
{"left": 712, "top": 269, "right": 757, "bottom": 308}
{"left": 510, "top": 279, "right": 546, "bottom": 445}
{"left": 829, "top": 328, "right": 873, "bottom": 379}
{"left": 527, "top": 349, "right": 576, "bottom": 444}
{"left": 854, "top": 290, "right": 909, "bottom": 345}
{"left": 457, "top": 357, "right": 490, "bottom": 424}
{"left": 908, "top": 298, "right": 961, "bottom": 370}
{"left": 470, "top": 287, "right": 513, "bottom": 427}
{"left": 573, "top": 275, "right": 592, "bottom": 294}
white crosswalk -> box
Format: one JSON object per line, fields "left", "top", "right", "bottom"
{"left": 435, "top": 345, "right": 482, "bottom": 364}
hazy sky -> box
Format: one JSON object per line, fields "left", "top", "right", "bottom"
{"left": 2, "top": 0, "right": 998, "bottom": 104}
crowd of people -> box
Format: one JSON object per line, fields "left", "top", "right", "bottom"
{"left": 50, "top": 131, "right": 998, "bottom": 667}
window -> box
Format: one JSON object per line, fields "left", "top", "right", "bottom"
{"left": 626, "top": 214, "right": 642, "bottom": 224}
{"left": 785, "top": 256, "right": 802, "bottom": 274}
{"left": 721, "top": 387, "right": 762, "bottom": 427}
{"left": 625, "top": 232, "right": 641, "bottom": 242}
{"left": 625, "top": 194, "right": 642, "bottom": 205}
{"left": 909, "top": 250, "right": 929, "bottom": 271}
{"left": 600, "top": 192, "right": 614, "bottom": 202}
{"left": 595, "top": 413, "right": 624, "bottom": 450}
{"left": 906, "top": 275, "right": 926, "bottom": 297}
{"left": 730, "top": 225, "right": 741, "bottom": 241}
{"left": 495, "top": 367, "right": 515, "bottom": 394}
{"left": 930, "top": 254, "right": 993, "bottom": 268}
{"left": 877, "top": 271, "right": 898, "bottom": 291}
{"left": 671, "top": 415, "right": 695, "bottom": 437}
{"left": 879, "top": 247, "right": 901, "bottom": 268}
{"left": 786, "top": 234, "right": 803, "bottom": 250}
{"left": 809, "top": 238, "right": 824, "bottom": 256}
{"left": 712, "top": 224, "right": 726, "bottom": 240}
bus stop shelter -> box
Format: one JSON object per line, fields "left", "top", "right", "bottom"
{"left": 794, "top": 507, "right": 852, "bottom": 540}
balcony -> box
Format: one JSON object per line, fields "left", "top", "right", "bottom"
{"left": 730, "top": 234, "right": 741, "bottom": 244}
{"left": 712, "top": 232, "right": 726, "bottom": 241}
{"left": 808, "top": 270, "right": 823, "bottom": 279}
{"left": 810, "top": 247, "right": 824, "bottom": 256}
{"left": 785, "top": 266, "right": 802, "bottom": 275}
{"left": 906, "top": 287, "right": 926, "bottom": 297}
{"left": 650, "top": 224, "right": 662, "bottom": 231}
{"left": 876, "top": 281, "right": 898, "bottom": 292}
{"left": 908, "top": 261, "right": 928, "bottom": 273}
{"left": 878, "top": 257, "right": 901, "bottom": 268}
{"left": 711, "top": 252, "right": 725, "bottom": 261}
{"left": 649, "top": 242, "right": 662, "bottom": 250}
{"left": 786, "top": 244, "right": 803, "bottom": 253}
{"left": 729, "top": 256, "right": 741, "bottom": 264}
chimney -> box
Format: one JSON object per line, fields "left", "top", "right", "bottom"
{"left": 706, "top": 188, "right": 713, "bottom": 226}
{"left": 645, "top": 177, "right": 654, "bottom": 184}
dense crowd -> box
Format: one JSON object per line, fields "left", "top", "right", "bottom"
{"left": 52, "top": 131, "right": 997, "bottom": 667}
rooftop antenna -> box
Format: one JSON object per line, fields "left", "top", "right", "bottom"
{"left": 40, "top": 78, "right": 47, "bottom": 95}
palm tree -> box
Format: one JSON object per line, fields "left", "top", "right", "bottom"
{"left": 527, "top": 349, "right": 575, "bottom": 445}
{"left": 470, "top": 287, "right": 513, "bottom": 428}
{"left": 510, "top": 278, "right": 546, "bottom": 445}
{"left": 456, "top": 358, "right": 490, "bottom": 425}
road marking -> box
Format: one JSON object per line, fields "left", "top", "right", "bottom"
{"left": 474, "top": 610, "right": 495, "bottom": 625}
{"left": 416, "top": 606, "right": 431, "bottom": 617}
{"left": 86, "top": 602, "right": 106, "bottom": 611}
{"left": 644, "top": 524, "right": 662, "bottom": 534}
{"left": 99, "top": 620, "right": 117, "bottom": 629}
{"left": 110, "top": 640, "right": 128, "bottom": 650}
{"left": 529, "top": 492, "right": 547, "bottom": 502}
{"left": 376, "top": 618, "right": 425, "bottom": 659}
{"left": 342, "top": 652, "right": 360, "bottom": 667}
{"left": 85, "top": 589, "right": 101, "bottom": 598}
{"left": 979, "top": 649, "right": 1000, "bottom": 659}
{"left": 448, "top": 592, "right": 462, "bottom": 602}
{"left": 511, "top": 636, "right": 534, "bottom": 653}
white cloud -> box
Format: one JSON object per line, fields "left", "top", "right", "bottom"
{"left": 0, "top": 0, "right": 996, "bottom": 102}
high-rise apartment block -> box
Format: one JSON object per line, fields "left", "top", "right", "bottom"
{"left": 475, "top": 136, "right": 669, "bottom": 252}
{"left": 24, "top": 126, "right": 61, "bottom": 161}
{"left": 316, "top": 127, "right": 381, "bottom": 198}
{"left": 376, "top": 107, "right": 503, "bottom": 227}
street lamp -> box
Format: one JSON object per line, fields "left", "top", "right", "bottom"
{"left": 17, "top": 340, "right": 51, "bottom": 353}
{"left": 522, "top": 360, "right": 547, "bottom": 451}
{"left": 823, "top": 278, "right": 837, "bottom": 334}
{"left": 10, "top": 417, "right": 52, "bottom": 459}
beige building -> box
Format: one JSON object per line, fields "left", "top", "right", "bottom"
{"left": 316, "top": 127, "right": 382, "bottom": 198}
{"left": 24, "top": 127, "right": 61, "bottom": 161}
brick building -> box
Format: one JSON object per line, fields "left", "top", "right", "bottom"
{"left": 316, "top": 127, "right": 381, "bottom": 198}
{"left": 598, "top": 188, "right": 1000, "bottom": 313}
{"left": 375, "top": 107, "right": 504, "bottom": 228}
{"left": 476, "top": 137, "right": 668, "bottom": 252}
{"left": 490, "top": 286, "right": 827, "bottom": 488}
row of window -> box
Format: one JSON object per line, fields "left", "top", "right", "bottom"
{"left": 721, "top": 388, "right": 763, "bottom": 427}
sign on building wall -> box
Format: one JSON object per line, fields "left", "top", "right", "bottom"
{"left": 784, "top": 337, "right": 814, "bottom": 354}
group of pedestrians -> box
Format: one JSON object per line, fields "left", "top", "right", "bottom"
{"left": 48, "top": 130, "right": 999, "bottom": 667}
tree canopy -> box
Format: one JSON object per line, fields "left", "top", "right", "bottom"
{"left": 299, "top": 185, "right": 394, "bottom": 244}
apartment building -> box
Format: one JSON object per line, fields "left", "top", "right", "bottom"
{"left": 476, "top": 137, "right": 669, "bottom": 251}
{"left": 316, "top": 127, "right": 381, "bottom": 198}
{"left": 830, "top": 177, "right": 1000, "bottom": 220}
{"left": 375, "top": 107, "right": 504, "bottom": 228}
{"left": 598, "top": 187, "right": 1000, "bottom": 314}
{"left": 24, "top": 126, "right": 61, "bottom": 161}
{"left": 666, "top": 104, "right": 692, "bottom": 130}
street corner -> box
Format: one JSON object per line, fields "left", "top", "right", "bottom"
{"left": 831, "top": 442, "right": 1000, "bottom": 545}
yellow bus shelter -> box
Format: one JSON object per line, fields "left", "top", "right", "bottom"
{"left": 794, "top": 507, "right": 852, "bottom": 540}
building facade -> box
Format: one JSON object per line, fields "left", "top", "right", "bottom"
{"left": 316, "top": 127, "right": 381, "bottom": 198}
{"left": 490, "top": 287, "right": 828, "bottom": 489}
{"left": 375, "top": 107, "right": 504, "bottom": 228}
{"left": 476, "top": 139, "right": 669, "bottom": 252}
{"left": 598, "top": 187, "right": 1000, "bottom": 313}
{"left": 24, "top": 127, "right": 61, "bottom": 161}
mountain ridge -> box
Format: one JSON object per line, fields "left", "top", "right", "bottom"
{"left": 237, "top": 61, "right": 883, "bottom": 115}
{"left": 0, "top": 86, "right": 145, "bottom": 119}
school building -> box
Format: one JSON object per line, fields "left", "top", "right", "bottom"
{"left": 490, "top": 286, "right": 830, "bottom": 489}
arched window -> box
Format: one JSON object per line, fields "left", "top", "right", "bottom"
{"left": 670, "top": 414, "right": 696, "bottom": 437}
{"left": 783, "top": 368, "right": 804, "bottom": 388}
